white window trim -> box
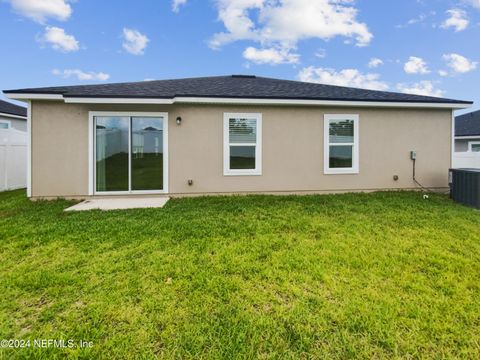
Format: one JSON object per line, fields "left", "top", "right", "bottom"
{"left": 468, "top": 141, "right": 480, "bottom": 152}
{"left": 223, "top": 112, "right": 262, "bottom": 176}
{"left": 88, "top": 111, "right": 169, "bottom": 195}
{"left": 324, "top": 114, "right": 359, "bottom": 175}
{"left": 0, "top": 120, "right": 11, "bottom": 129}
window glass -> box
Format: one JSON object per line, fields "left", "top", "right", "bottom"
{"left": 95, "top": 117, "right": 129, "bottom": 192}
{"left": 131, "top": 117, "right": 164, "bottom": 190}
{"left": 329, "top": 145, "right": 353, "bottom": 168}
{"left": 329, "top": 119, "right": 353, "bottom": 143}
{"left": 229, "top": 118, "right": 257, "bottom": 143}
{"left": 472, "top": 144, "right": 480, "bottom": 152}
{"left": 0, "top": 122, "right": 9, "bottom": 129}
{"left": 230, "top": 146, "right": 256, "bottom": 169}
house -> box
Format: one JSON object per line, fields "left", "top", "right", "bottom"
{"left": 0, "top": 100, "right": 28, "bottom": 191}
{"left": 455, "top": 110, "right": 480, "bottom": 152}
{"left": 453, "top": 109, "right": 480, "bottom": 169}
{"left": 3, "top": 75, "right": 473, "bottom": 199}
{"left": 0, "top": 99, "right": 27, "bottom": 131}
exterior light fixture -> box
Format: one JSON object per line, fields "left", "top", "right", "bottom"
{"left": 176, "top": 116, "right": 182, "bottom": 125}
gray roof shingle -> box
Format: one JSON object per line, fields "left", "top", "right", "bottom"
{"left": 0, "top": 100, "right": 27, "bottom": 118}
{"left": 3, "top": 75, "right": 472, "bottom": 105}
{"left": 456, "top": 110, "right": 480, "bottom": 137}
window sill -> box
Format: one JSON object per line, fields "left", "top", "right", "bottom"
{"left": 224, "top": 170, "right": 262, "bottom": 176}
{"left": 324, "top": 169, "right": 359, "bottom": 175}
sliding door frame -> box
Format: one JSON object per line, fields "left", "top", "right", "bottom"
{"left": 88, "top": 111, "right": 169, "bottom": 195}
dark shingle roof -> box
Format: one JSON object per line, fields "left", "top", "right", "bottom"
{"left": 456, "top": 110, "right": 480, "bottom": 137}
{"left": 0, "top": 100, "right": 27, "bottom": 118}
{"left": 3, "top": 75, "right": 472, "bottom": 105}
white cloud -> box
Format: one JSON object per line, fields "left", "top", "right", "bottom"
{"left": 243, "top": 46, "right": 299, "bottom": 65}
{"left": 438, "top": 70, "right": 449, "bottom": 77}
{"left": 122, "top": 28, "right": 149, "bottom": 55}
{"left": 8, "top": 0, "right": 72, "bottom": 24}
{"left": 443, "top": 53, "right": 477, "bottom": 73}
{"left": 396, "top": 11, "right": 436, "bottom": 29}
{"left": 441, "top": 9, "right": 469, "bottom": 32}
{"left": 404, "top": 56, "right": 429, "bottom": 74}
{"left": 368, "top": 58, "right": 383, "bottom": 68}
{"left": 465, "top": 0, "right": 480, "bottom": 9}
{"left": 210, "top": 0, "right": 373, "bottom": 59}
{"left": 315, "top": 49, "right": 327, "bottom": 59}
{"left": 37, "top": 26, "right": 79, "bottom": 52}
{"left": 298, "top": 66, "right": 389, "bottom": 91}
{"left": 52, "top": 69, "right": 110, "bottom": 81}
{"left": 396, "top": 81, "right": 444, "bottom": 97}
{"left": 172, "top": 0, "right": 187, "bottom": 12}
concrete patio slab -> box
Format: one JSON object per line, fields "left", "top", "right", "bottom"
{"left": 65, "top": 197, "right": 170, "bottom": 211}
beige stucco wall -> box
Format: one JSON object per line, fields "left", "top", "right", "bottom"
{"left": 31, "top": 101, "right": 453, "bottom": 198}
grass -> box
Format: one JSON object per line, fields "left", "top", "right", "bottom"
{"left": 0, "top": 190, "right": 479, "bottom": 359}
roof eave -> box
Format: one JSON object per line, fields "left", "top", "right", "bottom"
{"left": 455, "top": 135, "right": 480, "bottom": 139}
{"left": 4, "top": 93, "right": 64, "bottom": 100}
{"left": 0, "top": 111, "right": 27, "bottom": 119}
{"left": 3, "top": 92, "right": 473, "bottom": 109}
{"left": 171, "top": 96, "right": 472, "bottom": 109}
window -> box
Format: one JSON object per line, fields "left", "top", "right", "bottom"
{"left": 91, "top": 112, "right": 168, "bottom": 194}
{"left": 469, "top": 141, "right": 480, "bottom": 152}
{"left": 324, "top": 114, "right": 359, "bottom": 174}
{"left": 0, "top": 121, "right": 10, "bottom": 129}
{"left": 224, "top": 113, "right": 262, "bottom": 175}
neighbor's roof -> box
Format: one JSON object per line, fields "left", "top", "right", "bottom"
{"left": 456, "top": 110, "right": 480, "bottom": 137}
{"left": 3, "top": 75, "right": 473, "bottom": 105}
{"left": 0, "top": 99, "right": 27, "bottom": 118}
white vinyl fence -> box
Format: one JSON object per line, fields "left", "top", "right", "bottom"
{"left": 0, "top": 128, "right": 27, "bottom": 191}
{"left": 452, "top": 152, "right": 480, "bottom": 169}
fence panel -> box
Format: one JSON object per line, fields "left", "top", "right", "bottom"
{"left": 0, "top": 128, "right": 27, "bottom": 192}
{"left": 452, "top": 152, "right": 480, "bottom": 169}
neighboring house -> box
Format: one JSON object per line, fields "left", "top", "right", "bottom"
{"left": 3, "top": 75, "right": 472, "bottom": 199}
{"left": 455, "top": 110, "right": 480, "bottom": 152}
{"left": 453, "top": 110, "right": 480, "bottom": 169}
{"left": 0, "top": 99, "right": 27, "bottom": 131}
{"left": 0, "top": 100, "right": 28, "bottom": 191}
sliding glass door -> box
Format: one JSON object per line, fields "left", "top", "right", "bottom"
{"left": 131, "top": 117, "right": 164, "bottom": 191}
{"left": 94, "top": 114, "right": 166, "bottom": 193}
{"left": 95, "top": 116, "right": 129, "bottom": 192}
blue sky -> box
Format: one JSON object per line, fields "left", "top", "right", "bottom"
{"left": 1, "top": 0, "right": 479, "bottom": 113}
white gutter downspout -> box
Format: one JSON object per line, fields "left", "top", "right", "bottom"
{"left": 26, "top": 100, "right": 31, "bottom": 198}
{"left": 451, "top": 109, "right": 455, "bottom": 170}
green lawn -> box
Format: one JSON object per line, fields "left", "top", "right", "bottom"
{"left": 0, "top": 190, "right": 479, "bottom": 359}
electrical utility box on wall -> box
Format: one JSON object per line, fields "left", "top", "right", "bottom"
{"left": 449, "top": 168, "right": 480, "bottom": 209}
